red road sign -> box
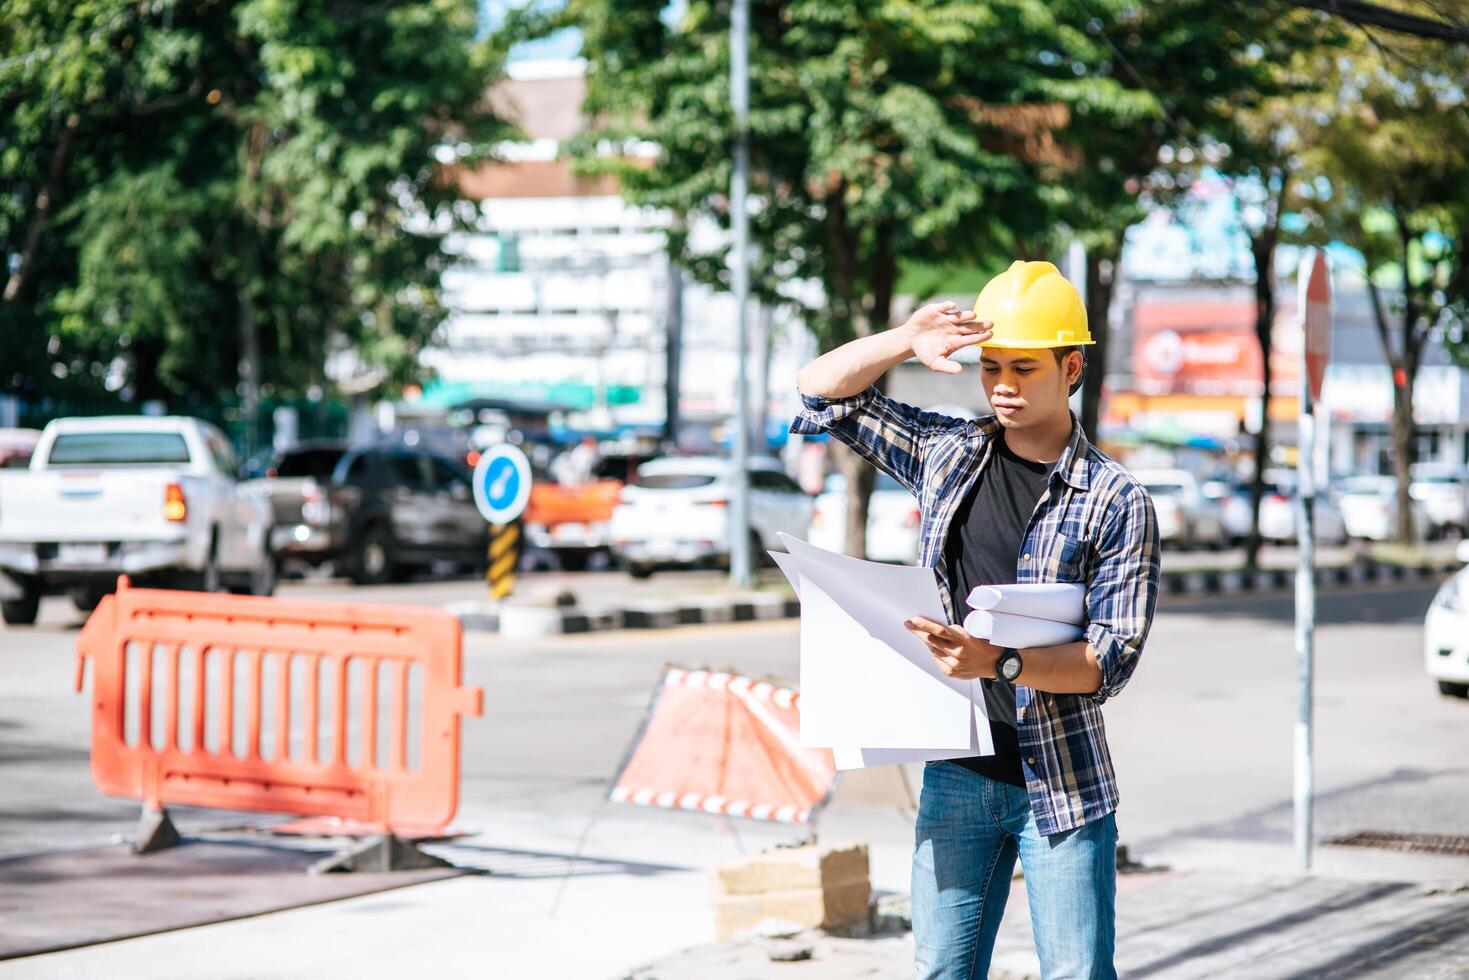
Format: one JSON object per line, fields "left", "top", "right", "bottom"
{"left": 1302, "top": 251, "right": 1332, "bottom": 403}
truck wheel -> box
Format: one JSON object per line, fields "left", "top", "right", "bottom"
{"left": 1, "top": 588, "right": 40, "bottom": 626}
{"left": 70, "top": 586, "right": 108, "bottom": 613}
{"left": 1437, "top": 680, "right": 1469, "bottom": 699}
{"left": 182, "top": 536, "right": 222, "bottom": 593}
{"left": 627, "top": 562, "right": 655, "bottom": 580}
{"left": 350, "top": 524, "right": 394, "bottom": 586}
{"left": 233, "top": 545, "right": 278, "bottom": 597}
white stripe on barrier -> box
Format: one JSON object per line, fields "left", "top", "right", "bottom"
{"left": 610, "top": 786, "right": 631, "bottom": 802}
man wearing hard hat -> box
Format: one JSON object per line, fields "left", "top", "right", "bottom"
{"left": 792, "top": 261, "right": 1160, "bottom": 979}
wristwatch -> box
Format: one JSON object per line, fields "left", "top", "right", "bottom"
{"left": 995, "top": 648, "right": 1024, "bottom": 682}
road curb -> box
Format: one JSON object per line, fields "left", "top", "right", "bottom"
{"left": 448, "top": 557, "right": 1457, "bottom": 636}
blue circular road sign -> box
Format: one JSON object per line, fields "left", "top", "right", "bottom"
{"left": 473, "top": 444, "right": 533, "bottom": 525}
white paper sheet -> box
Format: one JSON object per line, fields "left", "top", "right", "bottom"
{"left": 965, "top": 582, "right": 1086, "bottom": 624}
{"left": 770, "top": 550, "right": 801, "bottom": 597}
{"left": 773, "top": 535, "right": 1012, "bottom": 767}
{"left": 962, "top": 609, "right": 1085, "bottom": 648}
{"left": 793, "top": 568, "right": 975, "bottom": 750}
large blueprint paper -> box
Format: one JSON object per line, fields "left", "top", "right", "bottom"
{"left": 772, "top": 535, "right": 991, "bottom": 762}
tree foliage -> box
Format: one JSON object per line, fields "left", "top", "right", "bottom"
{"left": 1, "top": 0, "right": 512, "bottom": 431}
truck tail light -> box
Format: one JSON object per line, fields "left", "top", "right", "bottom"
{"left": 164, "top": 482, "right": 188, "bottom": 522}
{"left": 707, "top": 499, "right": 728, "bottom": 508}
{"left": 302, "top": 484, "right": 332, "bottom": 526}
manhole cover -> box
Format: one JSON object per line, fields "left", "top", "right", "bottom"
{"left": 1324, "top": 831, "right": 1469, "bottom": 857}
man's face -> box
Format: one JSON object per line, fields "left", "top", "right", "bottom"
{"left": 979, "top": 347, "right": 1080, "bottom": 429}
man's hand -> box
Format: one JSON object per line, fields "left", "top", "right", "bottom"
{"left": 903, "top": 302, "right": 993, "bottom": 375}
{"left": 904, "top": 616, "right": 1004, "bottom": 680}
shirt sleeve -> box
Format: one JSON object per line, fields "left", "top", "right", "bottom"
{"left": 789, "top": 384, "right": 965, "bottom": 495}
{"left": 1082, "top": 483, "right": 1161, "bottom": 704}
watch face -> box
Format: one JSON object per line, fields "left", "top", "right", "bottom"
{"left": 1000, "top": 652, "right": 1022, "bottom": 681}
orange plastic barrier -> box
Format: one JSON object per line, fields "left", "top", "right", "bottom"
{"left": 75, "top": 577, "right": 483, "bottom": 834}
{"left": 609, "top": 667, "right": 836, "bottom": 824}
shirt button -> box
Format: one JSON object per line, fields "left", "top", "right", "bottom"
{"left": 1026, "top": 756, "right": 1037, "bottom": 765}
{"left": 1022, "top": 553, "right": 1032, "bottom": 562}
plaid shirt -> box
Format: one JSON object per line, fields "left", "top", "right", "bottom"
{"left": 791, "top": 385, "right": 1160, "bottom": 836}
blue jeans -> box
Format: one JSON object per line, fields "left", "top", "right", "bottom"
{"left": 911, "top": 761, "right": 1117, "bottom": 980}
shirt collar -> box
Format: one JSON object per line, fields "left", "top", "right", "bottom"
{"left": 971, "top": 412, "right": 1091, "bottom": 491}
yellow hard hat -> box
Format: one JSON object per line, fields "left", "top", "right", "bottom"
{"left": 974, "top": 260, "right": 1093, "bottom": 348}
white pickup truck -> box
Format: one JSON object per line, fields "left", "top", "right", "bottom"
{"left": 0, "top": 416, "right": 276, "bottom": 625}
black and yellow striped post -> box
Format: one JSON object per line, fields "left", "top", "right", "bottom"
{"left": 487, "top": 519, "right": 521, "bottom": 600}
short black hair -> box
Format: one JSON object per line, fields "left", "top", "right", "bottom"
{"left": 1050, "top": 345, "right": 1082, "bottom": 365}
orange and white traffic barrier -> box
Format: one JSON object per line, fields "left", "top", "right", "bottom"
{"left": 75, "top": 577, "right": 482, "bottom": 837}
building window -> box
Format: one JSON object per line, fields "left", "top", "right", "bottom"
{"left": 496, "top": 233, "right": 521, "bottom": 273}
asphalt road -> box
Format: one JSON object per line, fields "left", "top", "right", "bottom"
{"left": 3, "top": 575, "right": 1467, "bottom": 882}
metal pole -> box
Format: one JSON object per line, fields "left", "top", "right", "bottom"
{"left": 1293, "top": 314, "right": 1317, "bottom": 872}
{"left": 728, "top": 0, "right": 752, "bottom": 588}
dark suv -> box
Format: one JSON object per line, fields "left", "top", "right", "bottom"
{"left": 324, "top": 446, "right": 488, "bottom": 584}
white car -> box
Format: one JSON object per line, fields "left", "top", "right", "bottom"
{"left": 1424, "top": 540, "right": 1469, "bottom": 698}
{"left": 808, "top": 471, "right": 921, "bottom": 563}
{"left": 609, "top": 456, "right": 813, "bottom": 578}
{"left": 1337, "top": 475, "right": 1428, "bottom": 542}
{"left": 1215, "top": 477, "right": 1347, "bottom": 545}
{"left": 0, "top": 417, "right": 275, "bottom": 624}
{"left": 1410, "top": 465, "right": 1468, "bottom": 538}
{"left": 1132, "top": 469, "right": 1226, "bottom": 549}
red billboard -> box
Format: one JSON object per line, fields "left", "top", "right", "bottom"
{"left": 1132, "top": 291, "right": 1300, "bottom": 397}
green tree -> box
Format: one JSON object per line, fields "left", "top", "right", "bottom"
{"left": 1298, "top": 29, "right": 1469, "bottom": 542}
{"left": 1, "top": 0, "right": 512, "bottom": 451}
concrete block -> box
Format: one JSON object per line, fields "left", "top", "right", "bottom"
{"left": 685, "top": 597, "right": 734, "bottom": 624}
{"left": 714, "top": 843, "right": 869, "bottom": 896}
{"left": 713, "top": 880, "right": 871, "bottom": 940}
{"left": 496, "top": 605, "right": 565, "bottom": 638}
{"left": 623, "top": 603, "right": 680, "bottom": 629}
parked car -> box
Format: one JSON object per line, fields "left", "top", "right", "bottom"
{"left": 609, "top": 456, "right": 813, "bottom": 578}
{"left": 1423, "top": 539, "right": 1469, "bottom": 698}
{"left": 1214, "top": 475, "right": 1347, "bottom": 545}
{"left": 317, "top": 446, "right": 489, "bottom": 584}
{"left": 241, "top": 441, "right": 349, "bottom": 569}
{"left": 1410, "top": 464, "right": 1468, "bottom": 538}
{"left": 808, "top": 471, "right": 920, "bottom": 563}
{"left": 0, "top": 416, "right": 275, "bottom": 624}
{"left": 523, "top": 479, "right": 621, "bottom": 572}
{"left": 1336, "top": 474, "right": 1428, "bottom": 542}
{"left": 1131, "top": 469, "right": 1227, "bottom": 550}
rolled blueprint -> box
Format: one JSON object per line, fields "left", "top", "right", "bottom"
{"left": 962, "top": 608, "right": 1085, "bottom": 648}
{"left": 966, "top": 582, "right": 1086, "bottom": 625}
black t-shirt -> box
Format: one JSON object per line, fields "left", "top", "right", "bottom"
{"left": 942, "top": 434, "right": 1055, "bottom": 788}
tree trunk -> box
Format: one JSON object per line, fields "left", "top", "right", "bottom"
{"left": 835, "top": 235, "right": 898, "bottom": 560}
{"left": 239, "top": 288, "right": 261, "bottom": 459}
{"left": 1390, "top": 373, "right": 1417, "bottom": 542}
{"left": 836, "top": 439, "right": 875, "bottom": 559}
{"left": 1244, "top": 232, "right": 1277, "bottom": 572}
{"left": 3, "top": 114, "right": 80, "bottom": 304}
{"left": 1079, "top": 245, "right": 1118, "bottom": 440}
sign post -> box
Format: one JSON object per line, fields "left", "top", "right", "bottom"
{"left": 473, "top": 444, "right": 533, "bottom": 601}
{"left": 1295, "top": 249, "right": 1332, "bottom": 872}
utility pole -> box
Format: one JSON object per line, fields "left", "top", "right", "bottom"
{"left": 728, "top": 0, "right": 753, "bottom": 588}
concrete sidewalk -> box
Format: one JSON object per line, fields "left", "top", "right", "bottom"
{"left": 7, "top": 801, "right": 1468, "bottom": 980}
{"left": 625, "top": 866, "right": 1469, "bottom": 979}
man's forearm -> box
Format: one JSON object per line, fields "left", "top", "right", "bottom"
{"left": 1014, "top": 640, "right": 1104, "bottom": 694}
{"left": 796, "top": 324, "right": 915, "bottom": 398}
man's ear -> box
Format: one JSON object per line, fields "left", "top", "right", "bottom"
{"left": 1068, "top": 350, "right": 1084, "bottom": 385}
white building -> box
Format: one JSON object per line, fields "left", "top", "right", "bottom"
{"left": 421, "top": 60, "right": 810, "bottom": 453}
